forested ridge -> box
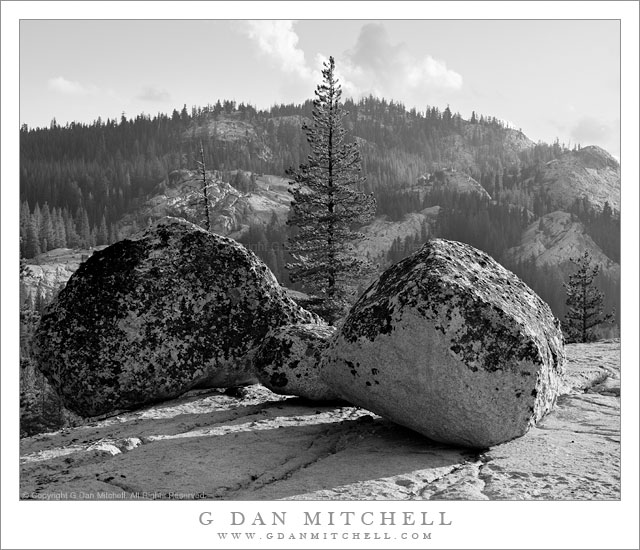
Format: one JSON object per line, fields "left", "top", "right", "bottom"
{"left": 20, "top": 97, "right": 564, "bottom": 250}
{"left": 19, "top": 96, "right": 620, "bottom": 328}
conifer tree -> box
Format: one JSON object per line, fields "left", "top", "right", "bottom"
{"left": 75, "top": 207, "right": 92, "bottom": 248}
{"left": 96, "top": 214, "right": 109, "bottom": 245}
{"left": 65, "top": 216, "right": 80, "bottom": 248}
{"left": 40, "top": 203, "right": 54, "bottom": 252}
{"left": 25, "top": 215, "right": 41, "bottom": 259}
{"left": 51, "top": 208, "right": 63, "bottom": 248}
{"left": 562, "top": 250, "right": 614, "bottom": 343}
{"left": 20, "top": 202, "right": 32, "bottom": 257}
{"left": 108, "top": 222, "right": 119, "bottom": 245}
{"left": 286, "top": 56, "right": 376, "bottom": 323}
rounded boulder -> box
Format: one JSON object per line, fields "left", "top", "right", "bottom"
{"left": 33, "top": 217, "right": 320, "bottom": 417}
{"left": 321, "top": 239, "right": 565, "bottom": 448}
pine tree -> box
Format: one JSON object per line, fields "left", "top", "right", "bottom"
{"left": 25, "top": 214, "right": 41, "bottom": 259}
{"left": 562, "top": 250, "right": 614, "bottom": 343}
{"left": 65, "top": 215, "right": 80, "bottom": 248}
{"left": 196, "top": 141, "right": 212, "bottom": 232}
{"left": 96, "top": 214, "right": 109, "bottom": 245}
{"left": 20, "top": 201, "right": 32, "bottom": 258}
{"left": 75, "top": 207, "right": 91, "bottom": 248}
{"left": 108, "top": 222, "right": 119, "bottom": 244}
{"left": 40, "top": 203, "right": 54, "bottom": 253}
{"left": 53, "top": 208, "right": 67, "bottom": 248}
{"left": 286, "top": 56, "right": 376, "bottom": 323}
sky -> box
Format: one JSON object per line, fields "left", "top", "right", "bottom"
{"left": 19, "top": 19, "right": 621, "bottom": 156}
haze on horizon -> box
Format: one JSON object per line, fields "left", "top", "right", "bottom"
{"left": 20, "top": 19, "right": 620, "bottom": 156}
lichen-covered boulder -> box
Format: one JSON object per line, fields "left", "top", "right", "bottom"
{"left": 33, "top": 217, "right": 320, "bottom": 417}
{"left": 254, "top": 324, "right": 339, "bottom": 400}
{"left": 321, "top": 239, "right": 565, "bottom": 448}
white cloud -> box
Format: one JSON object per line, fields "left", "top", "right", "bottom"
{"left": 242, "top": 21, "right": 314, "bottom": 82}
{"left": 240, "top": 21, "right": 462, "bottom": 107}
{"left": 343, "top": 23, "right": 463, "bottom": 101}
{"left": 406, "top": 56, "right": 463, "bottom": 90}
{"left": 137, "top": 86, "right": 171, "bottom": 102}
{"left": 47, "top": 76, "right": 95, "bottom": 95}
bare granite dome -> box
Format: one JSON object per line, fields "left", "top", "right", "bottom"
{"left": 540, "top": 146, "right": 620, "bottom": 213}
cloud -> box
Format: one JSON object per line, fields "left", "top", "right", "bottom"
{"left": 137, "top": 86, "right": 171, "bottom": 102}
{"left": 342, "top": 23, "right": 463, "bottom": 99}
{"left": 242, "top": 21, "right": 314, "bottom": 82}
{"left": 47, "top": 76, "right": 93, "bottom": 95}
{"left": 240, "top": 21, "right": 462, "bottom": 106}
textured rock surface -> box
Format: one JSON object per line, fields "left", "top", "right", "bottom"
{"left": 414, "top": 169, "right": 491, "bottom": 200}
{"left": 20, "top": 247, "right": 108, "bottom": 306}
{"left": 355, "top": 206, "right": 440, "bottom": 265}
{"left": 321, "top": 239, "right": 565, "bottom": 448}
{"left": 254, "top": 324, "right": 339, "bottom": 400}
{"left": 118, "top": 171, "right": 292, "bottom": 239}
{"left": 19, "top": 340, "right": 619, "bottom": 502}
{"left": 33, "top": 217, "right": 318, "bottom": 417}
{"left": 505, "top": 210, "right": 619, "bottom": 279}
{"left": 538, "top": 145, "right": 620, "bottom": 213}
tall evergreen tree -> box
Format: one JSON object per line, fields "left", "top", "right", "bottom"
{"left": 96, "top": 214, "right": 109, "bottom": 245}
{"left": 65, "top": 215, "right": 80, "bottom": 248}
{"left": 286, "top": 56, "right": 376, "bottom": 323}
{"left": 24, "top": 215, "right": 41, "bottom": 259}
{"left": 75, "top": 207, "right": 92, "bottom": 248}
{"left": 20, "top": 201, "right": 31, "bottom": 257}
{"left": 40, "top": 203, "right": 54, "bottom": 252}
{"left": 53, "top": 208, "right": 67, "bottom": 248}
{"left": 108, "top": 222, "right": 119, "bottom": 245}
{"left": 196, "top": 141, "right": 212, "bottom": 232}
{"left": 562, "top": 250, "right": 614, "bottom": 343}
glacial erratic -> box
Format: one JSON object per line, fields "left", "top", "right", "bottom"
{"left": 33, "top": 217, "right": 320, "bottom": 417}
{"left": 321, "top": 238, "right": 565, "bottom": 448}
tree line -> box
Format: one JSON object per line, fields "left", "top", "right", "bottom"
{"left": 20, "top": 201, "right": 113, "bottom": 259}
{"left": 20, "top": 95, "right": 571, "bottom": 259}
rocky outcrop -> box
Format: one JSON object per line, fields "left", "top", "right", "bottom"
{"left": 355, "top": 207, "right": 440, "bottom": 265}
{"left": 118, "top": 171, "right": 291, "bottom": 239}
{"left": 254, "top": 324, "right": 338, "bottom": 401}
{"left": 505, "top": 210, "right": 619, "bottom": 279}
{"left": 321, "top": 239, "right": 565, "bottom": 448}
{"left": 33, "top": 217, "right": 319, "bottom": 417}
{"left": 184, "top": 118, "right": 261, "bottom": 143}
{"left": 20, "top": 247, "right": 108, "bottom": 307}
{"left": 413, "top": 169, "right": 491, "bottom": 201}
{"left": 538, "top": 146, "right": 620, "bottom": 213}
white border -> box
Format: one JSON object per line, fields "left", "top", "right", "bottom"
{"left": 2, "top": 3, "right": 638, "bottom": 549}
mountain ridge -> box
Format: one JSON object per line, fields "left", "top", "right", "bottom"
{"left": 19, "top": 96, "right": 620, "bottom": 328}
{"left": 536, "top": 146, "right": 620, "bottom": 213}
